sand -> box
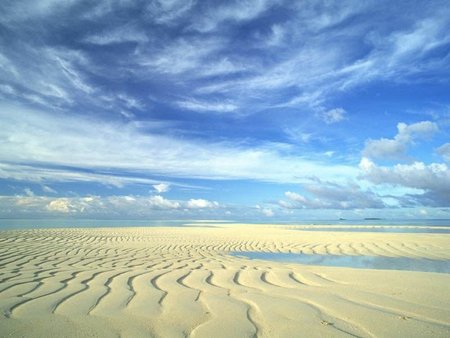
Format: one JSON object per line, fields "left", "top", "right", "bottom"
{"left": 0, "top": 225, "right": 449, "bottom": 337}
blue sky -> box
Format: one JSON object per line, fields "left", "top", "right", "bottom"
{"left": 0, "top": 0, "right": 449, "bottom": 220}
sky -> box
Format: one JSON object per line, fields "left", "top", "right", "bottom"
{"left": 0, "top": 0, "right": 449, "bottom": 221}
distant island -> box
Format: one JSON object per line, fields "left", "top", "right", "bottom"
{"left": 364, "top": 217, "right": 383, "bottom": 220}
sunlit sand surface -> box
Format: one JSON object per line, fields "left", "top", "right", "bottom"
{"left": 1, "top": 226, "right": 449, "bottom": 337}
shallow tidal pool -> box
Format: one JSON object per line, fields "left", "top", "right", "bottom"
{"left": 232, "top": 251, "right": 450, "bottom": 273}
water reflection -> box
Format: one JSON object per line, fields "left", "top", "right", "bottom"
{"left": 232, "top": 252, "right": 450, "bottom": 273}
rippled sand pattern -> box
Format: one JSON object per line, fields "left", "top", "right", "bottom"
{"left": 0, "top": 226, "right": 449, "bottom": 337}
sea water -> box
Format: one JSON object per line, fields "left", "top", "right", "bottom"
{"left": 0, "top": 218, "right": 449, "bottom": 232}
{"left": 232, "top": 251, "right": 450, "bottom": 273}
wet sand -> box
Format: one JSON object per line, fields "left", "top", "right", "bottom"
{"left": 0, "top": 225, "right": 449, "bottom": 337}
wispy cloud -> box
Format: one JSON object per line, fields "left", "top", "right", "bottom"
{"left": 320, "top": 108, "right": 347, "bottom": 124}
{"left": 82, "top": 25, "right": 149, "bottom": 45}
{"left": 0, "top": 104, "right": 356, "bottom": 184}
{"left": 0, "top": 162, "right": 200, "bottom": 191}
{"left": 1, "top": 1, "right": 449, "bottom": 117}
{"left": 437, "top": 143, "right": 450, "bottom": 162}
{"left": 176, "top": 99, "right": 238, "bottom": 113}
{"left": 1, "top": 1, "right": 449, "bottom": 218}
{"left": 188, "top": 0, "right": 274, "bottom": 32}
{"left": 279, "top": 180, "right": 385, "bottom": 210}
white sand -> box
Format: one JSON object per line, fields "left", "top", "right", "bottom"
{"left": 0, "top": 226, "right": 449, "bottom": 337}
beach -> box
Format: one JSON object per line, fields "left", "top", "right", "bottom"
{"left": 0, "top": 225, "right": 449, "bottom": 337}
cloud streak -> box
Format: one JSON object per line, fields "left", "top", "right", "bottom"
{"left": 1, "top": 1, "right": 448, "bottom": 118}
{"left": 280, "top": 180, "right": 385, "bottom": 210}
{"left": 0, "top": 104, "right": 356, "bottom": 185}
{"left": 1, "top": 1, "right": 449, "bottom": 218}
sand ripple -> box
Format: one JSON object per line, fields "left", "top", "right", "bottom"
{"left": 0, "top": 226, "right": 449, "bottom": 337}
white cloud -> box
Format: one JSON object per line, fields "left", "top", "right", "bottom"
{"left": 189, "top": 0, "right": 273, "bottom": 32}
{"left": 45, "top": 196, "right": 97, "bottom": 213}
{"left": 284, "top": 129, "right": 314, "bottom": 144}
{"left": 47, "top": 198, "right": 74, "bottom": 213}
{"left": 24, "top": 188, "right": 34, "bottom": 197}
{"left": 146, "top": 0, "right": 196, "bottom": 25}
{"left": 42, "top": 185, "right": 57, "bottom": 194}
{"left": 266, "top": 24, "right": 285, "bottom": 46}
{"left": 136, "top": 37, "right": 222, "bottom": 75}
{"left": 0, "top": 104, "right": 357, "bottom": 185}
{"left": 255, "top": 204, "right": 275, "bottom": 217}
{"left": 0, "top": 194, "right": 222, "bottom": 217}
{"left": 194, "top": 11, "right": 450, "bottom": 110}
{"left": 279, "top": 179, "right": 386, "bottom": 210}
{"left": 0, "top": 84, "right": 16, "bottom": 95}
{"left": 437, "top": 143, "right": 450, "bottom": 162}
{"left": 0, "top": 0, "right": 78, "bottom": 22}
{"left": 261, "top": 208, "right": 274, "bottom": 217}
{"left": 335, "top": 16, "right": 450, "bottom": 90}
{"left": 359, "top": 157, "right": 450, "bottom": 206}
{"left": 186, "top": 199, "right": 219, "bottom": 209}
{"left": 363, "top": 121, "right": 438, "bottom": 160}
{"left": 0, "top": 162, "right": 181, "bottom": 188}
{"left": 320, "top": 108, "right": 346, "bottom": 124}
{"left": 0, "top": 45, "right": 94, "bottom": 108}
{"left": 1, "top": 2, "right": 449, "bottom": 118}
{"left": 176, "top": 99, "right": 238, "bottom": 113}
{"left": 148, "top": 195, "right": 180, "bottom": 209}
{"left": 82, "top": 25, "right": 148, "bottom": 45}
{"left": 153, "top": 183, "right": 170, "bottom": 193}
{"left": 4, "top": 1, "right": 450, "bottom": 118}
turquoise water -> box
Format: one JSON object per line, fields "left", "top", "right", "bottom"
{"left": 289, "top": 226, "right": 450, "bottom": 233}
{"left": 0, "top": 219, "right": 189, "bottom": 229}
{"left": 232, "top": 252, "right": 450, "bottom": 274}
{"left": 0, "top": 218, "right": 449, "bottom": 231}
{"left": 261, "top": 219, "right": 450, "bottom": 227}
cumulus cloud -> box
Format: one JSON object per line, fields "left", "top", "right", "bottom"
{"left": 262, "top": 208, "right": 274, "bottom": 217}
{"left": 363, "top": 121, "right": 438, "bottom": 160}
{"left": 359, "top": 157, "right": 450, "bottom": 206}
{"left": 148, "top": 195, "right": 180, "bottom": 209}
{"left": 256, "top": 205, "right": 274, "bottom": 217}
{"left": 1, "top": 2, "right": 449, "bottom": 217}
{"left": 320, "top": 108, "right": 346, "bottom": 124}
{"left": 186, "top": 199, "right": 219, "bottom": 209}
{"left": 279, "top": 179, "right": 385, "bottom": 210}
{"left": 47, "top": 197, "right": 89, "bottom": 213}
{"left": 153, "top": 183, "right": 170, "bottom": 193}
{"left": 0, "top": 194, "right": 223, "bottom": 217}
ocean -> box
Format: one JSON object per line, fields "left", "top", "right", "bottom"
{"left": 0, "top": 218, "right": 449, "bottom": 232}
